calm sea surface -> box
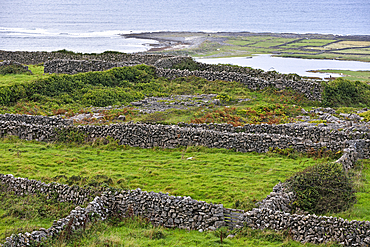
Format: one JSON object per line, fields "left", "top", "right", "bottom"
{"left": 197, "top": 55, "right": 370, "bottom": 79}
{"left": 1, "top": 0, "right": 369, "bottom": 53}
{"left": 1, "top": 0, "right": 369, "bottom": 73}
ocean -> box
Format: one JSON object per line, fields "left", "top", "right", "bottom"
{"left": 1, "top": 0, "right": 369, "bottom": 53}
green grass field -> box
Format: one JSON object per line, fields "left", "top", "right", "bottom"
{"left": 317, "top": 70, "right": 370, "bottom": 82}
{"left": 1, "top": 137, "right": 352, "bottom": 247}
{"left": 161, "top": 33, "right": 370, "bottom": 62}
{"left": 0, "top": 64, "right": 47, "bottom": 87}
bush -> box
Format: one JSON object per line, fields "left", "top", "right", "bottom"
{"left": 0, "top": 64, "right": 32, "bottom": 75}
{"left": 359, "top": 110, "right": 370, "bottom": 122}
{"left": 0, "top": 65, "right": 155, "bottom": 106}
{"left": 322, "top": 78, "right": 370, "bottom": 107}
{"left": 171, "top": 58, "right": 201, "bottom": 71}
{"left": 286, "top": 162, "right": 356, "bottom": 214}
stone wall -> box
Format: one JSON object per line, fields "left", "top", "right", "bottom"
{"left": 155, "top": 68, "right": 322, "bottom": 101}
{"left": 0, "top": 50, "right": 173, "bottom": 65}
{"left": 0, "top": 120, "right": 353, "bottom": 154}
{"left": 42, "top": 59, "right": 323, "bottom": 101}
{"left": 44, "top": 59, "right": 140, "bottom": 74}
{"left": 237, "top": 208, "right": 370, "bottom": 246}
{"left": 1, "top": 170, "right": 370, "bottom": 246}
{"left": 0, "top": 174, "right": 96, "bottom": 205}
{"left": 178, "top": 122, "right": 370, "bottom": 144}
{"left": 0, "top": 114, "right": 368, "bottom": 166}
{"left": 0, "top": 113, "right": 73, "bottom": 126}
{"left": 0, "top": 174, "right": 224, "bottom": 246}
{"left": 0, "top": 60, "right": 32, "bottom": 74}
{"left": 153, "top": 56, "right": 192, "bottom": 69}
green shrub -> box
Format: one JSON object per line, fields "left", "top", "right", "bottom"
{"left": 0, "top": 65, "right": 155, "bottom": 106}
{"left": 216, "top": 92, "right": 232, "bottom": 102}
{"left": 171, "top": 58, "right": 201, "bottom": 71}
{"left": 359, "top": 110, "right": 370, "bottom": 122}
{"left": 55, "top": 128, "right": 87, "bottom": 144}
{"left": 286, "top": 162, "right": 356, "bottom": 214}
{"left": 0, "top": 64, "right": 32, "bottom": 75}
{"left": 81, "top": 87, "right": 143, "bottom": 107}
{"left": 322, "top": 78, "right": 370, "bottom": 107}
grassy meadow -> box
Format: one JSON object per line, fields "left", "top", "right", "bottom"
{"left": 152, "top": 32, "right": 370, "bottom": 62}
{"left": 0, "top": 137, "right": 350, "bottom": 247}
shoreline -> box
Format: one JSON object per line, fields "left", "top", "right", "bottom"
{"left": 123, "top": 31, "right": 370, "bottom": 50}
{"left": 123, "top": 31, "right": 370, "bottom": 63}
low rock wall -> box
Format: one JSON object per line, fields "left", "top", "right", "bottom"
{"left": 153, "top": 56, "right": 192, "bottom": 68}
{"left": 0, "top": 113, "right": 73, "bottom": 126}
{"left": 0, "top": 174, "right": 224, "bottom": 246}
{"left": 155, "top": 68, "right": 322, "bottom": 101}
{"left": 0, "top": 115, "right": 369, "bottom": 246}
{"left": 0, "top": 60, "right": 32, "bottom": 74}
{"left": 0, "top": 120, "right": 352, "bottom": 154}
{"left": 0, "top": 114, "right": 368, "bottom": 167}
{"left": 237, "top": 208, "right": 370, "bottom": 246}
{"left": 2, "top": 114, "right": 368, "bottom": 147}
{"left": 0, "top": 50, "right": 172, "bottom": 65}
{"left": 44, "top": 59, "right": 140, "bottom": 74}
{"left": 178, "top": 122, "right": 370, "bottom": 144}
{"left": 0, "top": 174, "right": 95, "bottom": 205}
{"left": 1, "top": 169, "right": 370, "bottom": 246}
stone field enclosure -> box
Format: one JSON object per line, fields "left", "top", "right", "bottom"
{"left": 1, "top": 50, "right": 370, "bottom": 246}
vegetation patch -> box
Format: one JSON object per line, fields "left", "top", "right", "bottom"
{"left": 0, "top": 64, "right": 32, "bottom": 76}
{"left": 322, "top": 78, "right": 370, "bottom": 107}
{"left": 0, "top": 185, "right": 77, "bottom": 241}
{"left": 286, "top": 162, "right": 357, "bottom": 214}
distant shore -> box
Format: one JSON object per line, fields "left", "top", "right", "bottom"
{"left": 123, "top": 31, "right": 370, "bottom": 62}
{"left": 122, "top": 31, "right": 370, "bottom": 50}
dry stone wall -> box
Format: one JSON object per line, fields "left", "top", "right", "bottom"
{"left": 44, "top": 59, "right": 141, "bottom": 74}
{"left": 0, "top": 120, "right": 352, "bottom": 154}
{"left": 0, "top": 113, "right": 72, "bottom": 126}
{"left": 0, "top": 50, "right": 173, "bottom": 65}
{"left": 0, "top": 113, "right": 369, "bottom": 245}
{"left": 0, "top": 60, "right": 32, "bottom": 74}
{"left": 178, "top": 122, "right": 370, "bottom": 146}
{"left": 155, "top": 68, "right": 322, "bottom": 101}
{"left": 0, "top": 174, "right": 95, "bottom": 205}
{"left": 237, "top": 208, "right": 370, "bottom": 246}
{"left": 0, "top": 114, "right": 368, "bottom": 167}
{"left": 0, "top": 174, "right": 225, "bottom": 246}
{"left": 153, "top": 56, "right": 192, "bottom": 68}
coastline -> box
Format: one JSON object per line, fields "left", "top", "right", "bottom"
{"left": 123, "top": 31, "right": 370, "bottom": 63}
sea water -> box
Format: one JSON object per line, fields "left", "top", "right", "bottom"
{"left": 1, "top": 0, "right": 369, "bottom": 74}
{"left": 196, "top": 55, "right": 370, "bottom": 79}
{"left": 1, "top": 0, "right": 369, "bottom": 53}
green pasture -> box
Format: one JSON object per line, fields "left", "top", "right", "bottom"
{"left": 180, "top": 34, "right": 370, "bottom": 62}
{"left": 317, "top": 70, "right": 370, "bottom": 82}
{"left": 0, "top": 137, "right": 331, "bottom": 208}
{"left": 0, "top": 64, "right": 47, "bottom": 87}
{"left": 0, "top": 137, "right": 352, "bottom": 247}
